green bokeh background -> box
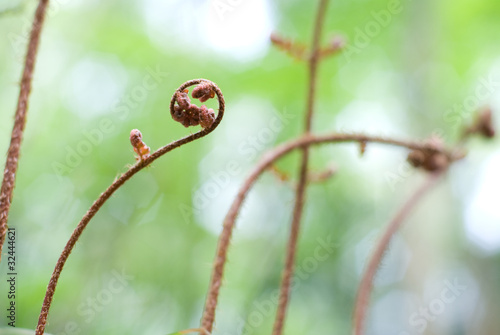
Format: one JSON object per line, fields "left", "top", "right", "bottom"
{"left": 1, "top": 0, "right": 500, "bottom": 334}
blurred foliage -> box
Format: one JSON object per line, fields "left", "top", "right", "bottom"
{"left": 0, "top": 0, "right": 500, "bottom": 334}
{"left": 0, "top": 328, "right": 52, "bottom": 335}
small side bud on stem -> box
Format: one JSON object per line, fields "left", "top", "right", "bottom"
{"left": 463, "top": 107, "right": 496, "bottom": 139}
{"left": 130, "top": 129, "right": 150, "bottom": 161}
{"left": 269, "top": 164, "right": 291, "bottom": 182}
{"left": 270, "top": 32, "right": 307, "bottom": 61}
{"left": 271, "top": 32, "right": 344, "bottom": 62}
{"left": 359, "top": 140, "right": 367, "bottom": 156}
{"left": 319, "top": 35, "right": 345, "bottom": 58}
{"left": 308, "top": 163, "right": 337, "bottom": 183}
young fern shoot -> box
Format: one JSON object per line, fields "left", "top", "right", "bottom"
{"left": 36, "top": 79, "right": 225, "bottom": 335}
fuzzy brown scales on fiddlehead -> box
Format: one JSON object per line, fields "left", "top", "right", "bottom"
{"left": 171, "top": 81, "right": 217, "bottom": 129}
{"left": 192, "top": 82, "right": 216, "bottom": 103}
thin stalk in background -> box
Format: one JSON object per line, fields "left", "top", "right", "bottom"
{"left": 352, "top": 171, "right": 444, "bottom": 335}
{"left": 0, "top": 0, "right": 50, "bottom": 262}
{"left": 272, "top": 0, "right": 329, "bottom": 334}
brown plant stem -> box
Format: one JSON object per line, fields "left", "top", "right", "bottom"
{"left": 0, "top": 0, "right": 49, "bottom": 262}
{"left": 200, "top": 132, "right": 457, "bottom": 333}
{"left": 352, "top": 171, "right": 444, "bottom": 335}
{"left": 36, "top": 79, "right": 224, "bottom": 335}
{"left": 307, "top": 163, "right": 337, "bottom": 183}
{"left": 272, "top": 0, "right": 329, "bottom": 334}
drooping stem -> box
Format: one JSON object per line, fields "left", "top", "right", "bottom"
{"left": 36, "top": 79, "right": 224, "bottom": 335}
{"left": 200, "top": 132, "right": 457, "bottom": 333}
{"left": 352, "top": 171, "right": 444, "bottom": 335}
{"left": 0, "top": 0, "right": 49, "bottom": 262}
{"left": 272, "top": 0, "right": 329, "bottom": 334}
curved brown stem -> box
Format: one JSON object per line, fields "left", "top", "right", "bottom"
{"left": 36, "top": 79, "right": 224, "bottom": 335}
{"left": 200, "top": 132, "right": 458, "bottom": 332}
{"left": 272, "top": 0, "right": 329, "bottom": 334}
{"left": 352, "top": 171, "right": 444, "bottom": 335}
{"left": 0, "top": 0, "right": 49, "bottom": 262}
